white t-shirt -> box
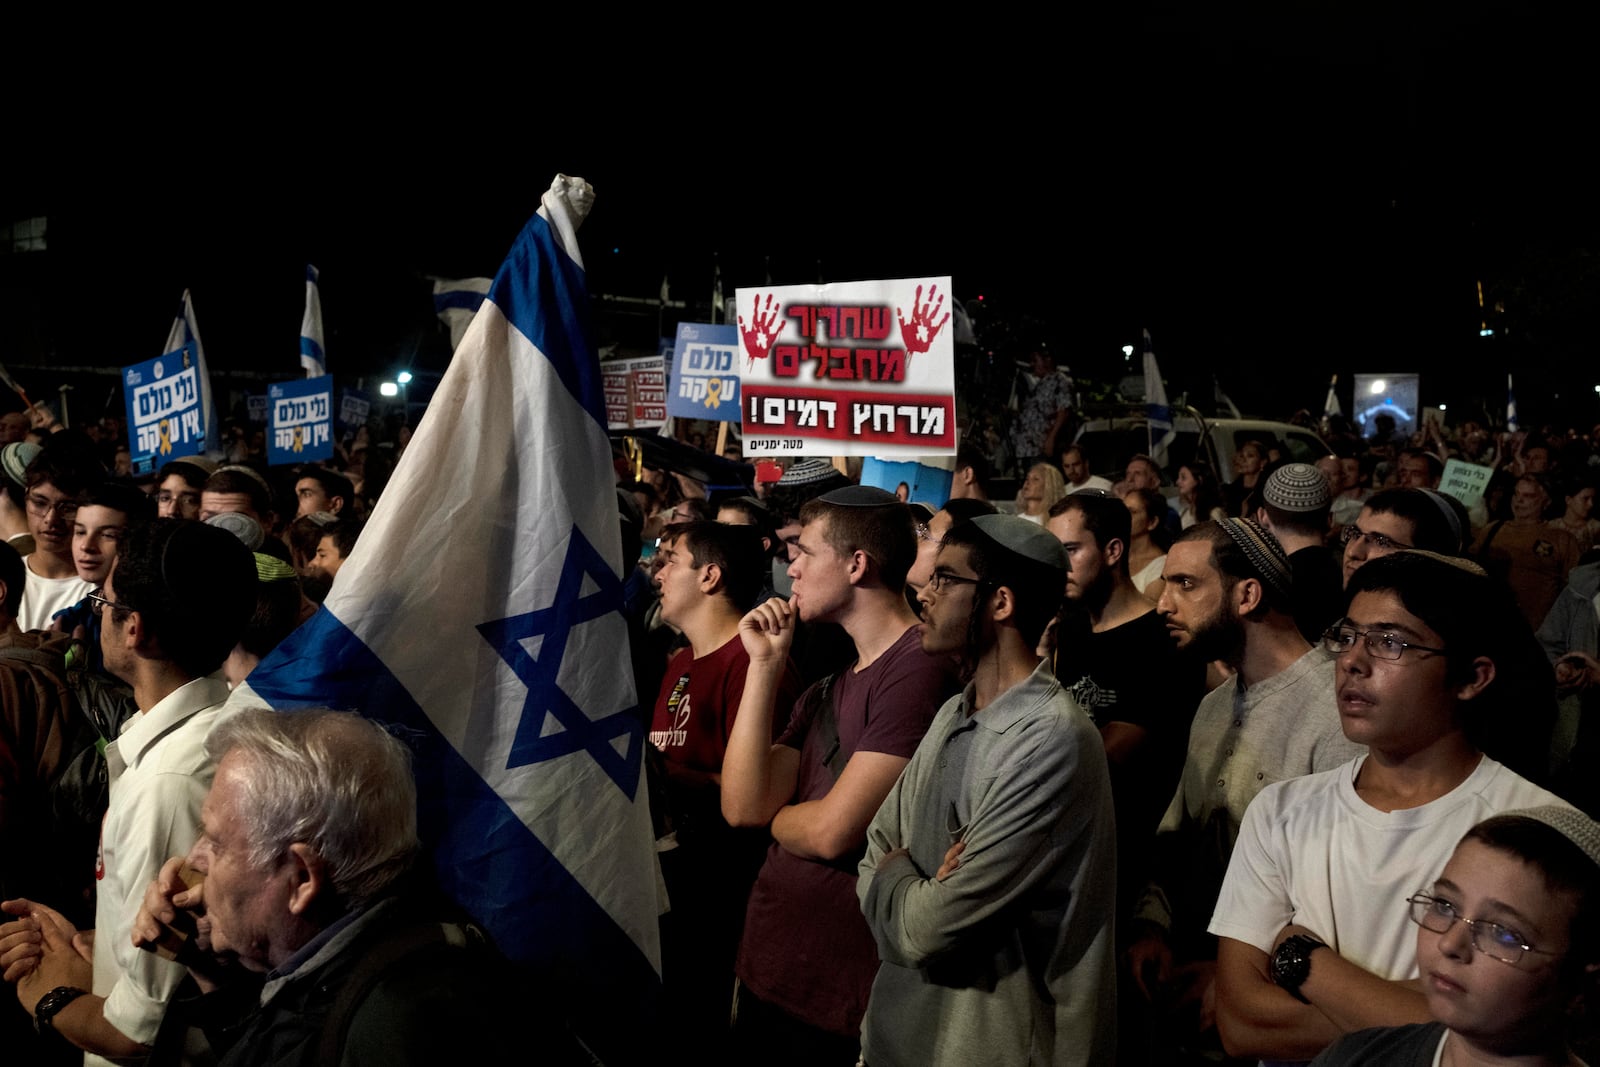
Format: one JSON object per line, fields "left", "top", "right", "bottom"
{"left": 19, "top": 557, "right": 91, "bottom": 631}
{"left": 1209, "top": 754, "right": 1567, "bottom": 981}
{"left": 1067, "top": 475, "right": 1115, "bottom": 494}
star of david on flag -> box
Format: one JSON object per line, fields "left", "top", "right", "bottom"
{"left": 244, "top": 176, "right": 660, "bottom": 1044}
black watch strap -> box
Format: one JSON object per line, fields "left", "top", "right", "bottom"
{"left": 1270, "top": 934, "right": 1327, "bottom": 1004}
{"left": 33, "top": 985, "right": 89, "bottom": 1037}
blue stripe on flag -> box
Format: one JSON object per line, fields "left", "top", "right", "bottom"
{"left": 300, "top": 336, "right": 324, "bottom": 363}
{"left": 434, "top": 290, "right": 489, "bottom": 314}
{"left": 248, "top": 607, "right": 659, "bottom": 1003}
{"left": 489, "top": 213, "right": 603, "bottom": 426}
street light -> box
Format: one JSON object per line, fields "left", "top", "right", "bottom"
{"left": 397, "top": 371, "right": 414, "bottom": 385}
{"left": 379, "top": 382, "right": 399, "bottom": 397}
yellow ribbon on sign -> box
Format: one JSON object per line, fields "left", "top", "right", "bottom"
{"left": 703, "top": 378, "right": 722, "bottom": 409}
{"left": 158, "top": 419, "right": 173, "bottom": 455}
{"left": 292, "top": 427, "right": 305, "bottom": 454}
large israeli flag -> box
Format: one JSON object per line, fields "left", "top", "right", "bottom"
{"left": 300, "top": 264, "right": 326, "bottom": 377}
{"left": 1143, "top": 328, "right": 1176, "bottom": 466}
{"left": 246, "top": 176, "right": 660, "bottom": 1016}
{"left": 162, "top": 290, "right": 220, "bottom": 454}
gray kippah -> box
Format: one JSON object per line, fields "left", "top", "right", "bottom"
{"left": 206, "top": 511, "right": 265, "bottom": 551}
{"left": 777, "top": 458, "right": 839, "bottom": 486}
{"left": 0, "top": 442, "right": 40, "bottom": 489}
{"left": 1499, "top": 805, "right": 1600, "bottom": 869}
{"left": 1263, "top": 463, "right": 1331, "bottom": 512}
{"left": 969, "top": 514, "right": 1068, "bottom": 571}
{"left": 1218, "top": 517, "right": 1292, "bottom": 599}
{"left": 818, "top": 485, "right": 899, "bottom": 507}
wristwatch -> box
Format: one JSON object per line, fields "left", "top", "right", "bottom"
{"left": 1270, "top": 934, "right": 1327, "bottom": 1003}
{"left": 33, "top": 985, "right": 89, "bottom": 1037}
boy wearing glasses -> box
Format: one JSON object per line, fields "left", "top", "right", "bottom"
{"left": 18, "top": 449, "right": 98, "bottom": 631}
{"left": 1209, "top": 551, "right": 1568, "bottom": 1064}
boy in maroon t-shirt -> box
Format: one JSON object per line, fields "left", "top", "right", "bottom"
{"left": 648, "top": 521, "right": 798, "bottom": 1057}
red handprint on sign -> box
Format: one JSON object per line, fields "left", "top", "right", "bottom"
{"left": 739, "top": 293, "right": 784, "bottom": 368}
{"left": 896, "top": 284, "right": 951, "bottom": 357}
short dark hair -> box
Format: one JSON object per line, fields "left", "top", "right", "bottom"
{"left": 286, "top": 514, "right": 333, "bottom": 571}
{"left": 1129, "top": 488, "right": 1174, "bottom": 551}
{"left": 1051, "top": 491, "right": 1132, "bottom": 569}
{"left": 1174, "top": 521, "right": 1293, "bottom": 616}
{"left": 660, "top": 520, "right": 766, "bottom": 611}
{"left": 113, "top": 519, "right": 256, "bottom": 678}
{"left": 1346, "top": 551, "right": 1549, "bottom": 769}
{"left": 940, "top": 520, "right": 1066, "bottom": 651}
{"left": 298, "top": 466, "right": 354, "bottom": 508}
{"left": 716, "top": 497, "right": 781, "bottom": 560}
{"left": 80, "top": 480, "right": 156, "bottom": 523}
{"left": 156, "top": 459, "right": 210, "bottom": 490}
{"left": 204, "top": 467, "right": 275, "bottom": 518}
{"left": 24, "top": 446, "right": 102, "bottom": 498}
{"left": 321, "top": 519, "right": 363, "bottom": 561}
{"left": 0, "top": 539, "right": 23, "bottom": 619}
{"left": 766, "top": 471, "right": 853, "bottom": 525}
{"left": 1259, "top": 499, "right": 1331, "bottom": 540}
{"left": 954, "top": 444, "right": 990, "bottom": 492}
{"left": 1363, "top": 487, "right": 1468, "bottom": 555}
{"left": 1398, "top": 448, "right": 1444, "bottom": 481}
{"left": 1464, "top": 814, "right": 1600, "bottom": 981}
{"left": 797, "top": 496, "right": 917, "bottom": 590}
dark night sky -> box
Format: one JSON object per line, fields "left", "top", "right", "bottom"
{"left": 8, "top": 7, "right": 1596, "bottom": 428}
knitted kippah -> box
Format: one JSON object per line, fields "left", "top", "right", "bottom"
{"left": 1219, "top": 518, "right": 1292, "bottom": 599}
{"left": 253, "top": 553, "right": 298, "bottom": 583}
{"left": 776, "top": 458, "right": 839, "bottom": 486}
{"left": 0, "top": 442, "right": 40, "bottom": 488}
{"left": 1500, "top": 805, "right": 1600, "bottom": 869}
{"left": 205, "top": 511, "right": 264, "bottom": 551}
{"left": 1263, "top": 463, "right": 1331, "bottom": 512}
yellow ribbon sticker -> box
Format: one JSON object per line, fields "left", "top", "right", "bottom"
{"left": 158, "top": 419, "right": 173, "bottom": 455}
{"left": 291, "top": 427, "right": 305, "bottom": 454}
{"left": 703, "top": 378, "right": 723, "bottom": 409}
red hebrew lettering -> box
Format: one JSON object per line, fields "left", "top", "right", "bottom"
{"left": 861, "top": 306, "right": 892, "bottom": 341}
{"left": 786, "top": 304, "right": 818, "bottom": 340}
{"left": 774, "top": 344, "right": 802, "bottom": 377}
{"left": 895, "top": 284, "right": 951, "bottom": 356}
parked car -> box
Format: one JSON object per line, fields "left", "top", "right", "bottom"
{"left": 1072, "top": 406, "right": 1333, "bottom": 485}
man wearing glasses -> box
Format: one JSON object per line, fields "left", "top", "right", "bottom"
{"left": 1208, "top": 550, "right": 1567, "bottom": 1064}
{"left": 1, "top": 519, "right": 256, "bottom": 1064}
{"left": 858, "top": 514, "right": 1116, "bottom": 1066}
{"left": 17, "top": 450, "right": 98, "bottom": 631}
{"left": 1340, "top": 487, "right": 1470, "bottom": 590}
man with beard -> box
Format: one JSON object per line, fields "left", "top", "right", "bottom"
{"left": 858, "top": 515, "right": 1116, "bottom": 1065}
{"left": 1123, "top": 519, "right": 1362, "bottom": 1061}
{"left": 1047, "top": 492, "right": 1204, "bottom": 919}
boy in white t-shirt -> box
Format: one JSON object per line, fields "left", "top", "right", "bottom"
{"left": 1210, "top": 550, "right": 1570, "bottom": 1064}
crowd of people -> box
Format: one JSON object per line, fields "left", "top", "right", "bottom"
{"left": 6, "top": 375, "right": 1600, "bottom": 1067}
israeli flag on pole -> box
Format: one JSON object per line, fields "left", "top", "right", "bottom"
{"left": 1506, "top": 373, "right": 1519, "bottom": 433}
{"left": 246, "top": 176, "right": 661, "bottom": 1020}
{"left": 162, "top": 290, "right": 219, "bottom": 453}
{"left": 1324, "top": 374, "right": 1343, "bottom": 419}
{"left": 432, "top": 276, "right": 493, "bottom": 352}
{"left": 1143, "top": 328, "right": 1176, "bottom": 467}
{"left": 300, "top": 264, "right": 326, "bottom": 377}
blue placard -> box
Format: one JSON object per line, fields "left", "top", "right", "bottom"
{"left": 123, "top": 344, "right": 205, "bottom": 475}
{"left": 267, "top": 377, "right": 334, "bottom": 465}
{"left": 338, "top": 388, "right": 371, "bottom": 429}
{"left": 667, "top": 322, "right": 740, "bottom": 421}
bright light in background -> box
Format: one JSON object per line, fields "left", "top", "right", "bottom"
{"left": 1439, "top": 404, "right": 1447, "bottom": 412}
{"left": 1369, "top": 379, "right": 1387, "bottom": 395}
{"left": 1122, "top": 345, "right": 1134, "bottom": 357}
{"left": 397, "top": 370, "right": 414, "bottom": 384}
{"left": 1480, "top": 328, "right": 1494, "bottom": 337}
{"left": 379, "top": 382, "right": 399, "bottom": 397}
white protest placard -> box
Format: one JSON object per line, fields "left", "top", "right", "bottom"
{"left": 1440, "top": 458, "right": 1493, "bottom": 509}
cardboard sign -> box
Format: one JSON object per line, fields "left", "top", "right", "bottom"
{"left": 735, "top": 277, "right": 956, "bottom": 458}
{"left": 246, "top": 394, "right": 269, "bottom": 424}
{"left": 123, "top": 344, "right": 205, "bottom": 475}
{"left": 338, "top": 388, "right": 371, "bottom": 430}
{"left": 268, "top": 377, "right": 334, "bottom": 465}
{"left": 1440, "top": 458, "right": 1493, "bottom": 509}
{"left": 603, "top": 357, "right": 667, "bottom": 430}
{"left": 667, "top": 323, "right": 740, "bottom": 421}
